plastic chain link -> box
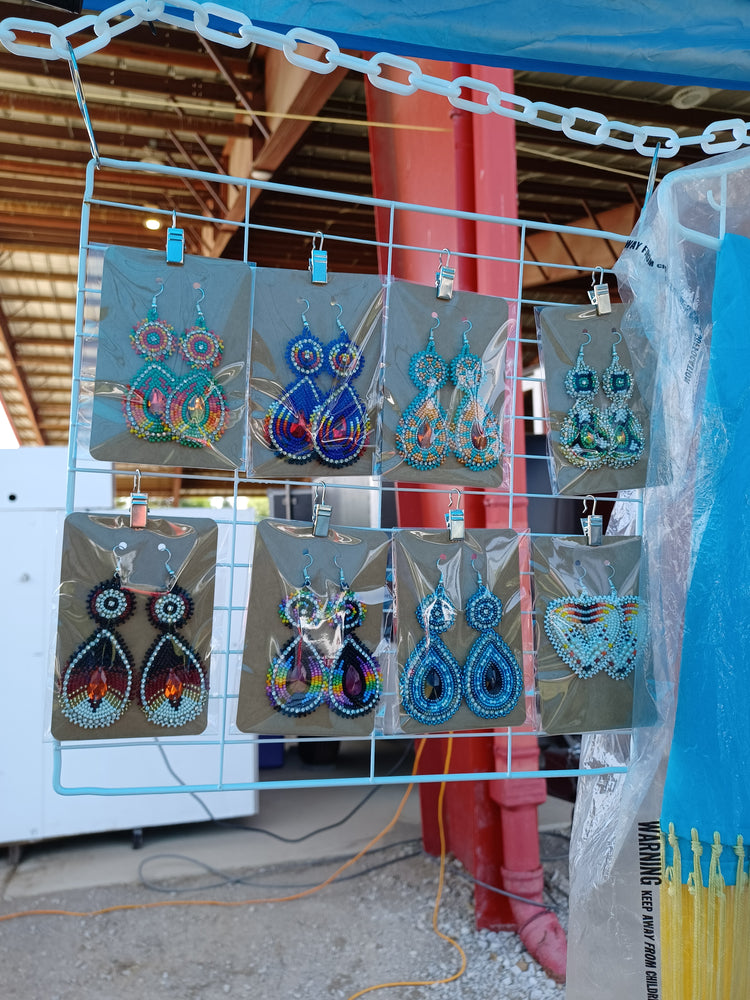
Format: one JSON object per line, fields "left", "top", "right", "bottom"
{"left": 1, "top": 0, "right": 750, "bottom": 159}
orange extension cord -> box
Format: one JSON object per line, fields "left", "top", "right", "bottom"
{"left": 0, "top": 738, "right": 467, "bottom": 998}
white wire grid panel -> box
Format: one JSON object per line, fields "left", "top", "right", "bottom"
{"left": 56, "top": 155, "right": 637, "bottom": 795}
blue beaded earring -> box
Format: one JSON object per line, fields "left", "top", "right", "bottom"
{"left": 462, "top": 555, "right": 523, "bottom": 718}
{"left": 559, "top": 330, "right": 611, "bottom": 469}
{"left": 602, "top": 330, "right": 645, "bottom": 469}
{"left": 264, "top": 300, "right": 324, "bottom": 463}
{"left": 400, "top": 555, "right": 462, "bottom": 725}
{"left": 395, "top": 313, "right": 450, "bottom": 471}
{"left": 266, "top": 551, "right": 328, "bottom": 716}
{"left": 449, "top": 319, "right": 503, "bottom": 471}
{"left": 310, "top": 301, "right": 370, "bottom": 467}
{"left": 603, "top": 560, "right": 639, "bottom": 679}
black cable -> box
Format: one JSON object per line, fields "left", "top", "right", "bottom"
{"left": 137, "top": 839, "right": 423, "bottom": 894}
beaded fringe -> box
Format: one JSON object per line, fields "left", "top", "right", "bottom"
{"left": 661, "top": 825, "right": 750, "bottom": 1000}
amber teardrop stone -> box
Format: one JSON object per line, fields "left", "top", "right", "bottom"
{"left": 164, "top": 668, "right": 183, "bottom": 706}
{"left": 416, "top": 421, "right": 433, "bottom": 447}
{"left": 87, "top": 667, "right": 107, "bottom": 706}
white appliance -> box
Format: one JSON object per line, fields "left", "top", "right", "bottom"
{"left": 0, "top": 447, "right": 257, "bottom": 851}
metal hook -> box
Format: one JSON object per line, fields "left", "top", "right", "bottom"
{"left": 302, "top": 550, "right": 313, "bottom": 585}
{"left": 133, "top": 469, "right": 142, "bottom": 493}
{"left": 172, "top": 210, "right": 177, "bottom": 229}
{"left": 157, "top": 542, "right": 175, "bottom": 584}
{"left": 447, "top": 488, "right": 462, "bottom": 510}
{"left": 436, "top": 553, "right": 447, "bottom": 577}
{"left": 582, "top": 495, "right": 597, "bottom": 516}
{"left": 462, "top": 318, "right": 472, "bottom": 337}
{"left": 581, "top": 330, "right": 592, "bottom": 347}
{"left": 604, "top": 559, "right": 616, "bottom": 583}
{"left": 313, "top": 481, "right": 326, "bottom": 505}
{"left": 113, "top": 541, "right": 126, "bottom": 575}
{"left": 312, "top": 231, "right": 325, "bottom": 251}
{"left": 331, "top": 300, "right": 344, "bottom": 331}
{"left": 574, "top": 559, "right": 587, "bottom": 589}
{"left": 429, "top": 312, "right": 440, "bottom": 336}
{"left": 300, "top": 298, "right": 310, "bottom": 324}
{"left": 611, "top": 328, "right": 623, "bottom": 346}
{"left": 333, "top": 553, "right": 346, "bottom": 587}
{"left": 192, "top": 283, "right": 206, "bottom": 322}
{"left": 445, "top": 489, "right": 465, "bottom": 539}
{"left": 471, "top": 552, "right": 482, "bottom": 585}
{"left": 439, "top": 248, "right": 451, "bottom": 266}
{"left": 591, "top": 266, "right": 605, "bottom": 286}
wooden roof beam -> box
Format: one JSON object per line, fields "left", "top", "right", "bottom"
{"left": 0, "top": 299, "right": 44, "bottom": 445}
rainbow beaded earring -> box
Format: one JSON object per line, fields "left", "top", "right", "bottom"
{"left": 449, "top": 320, "right": 503, "bottom": 471}
{"left": 602, "top": 329, "right": 645, "bottom": 469}
{"left": 123, "top": 280, "right": 178, "bottom": 442}
{"left": 266, "top": 552, "right": 328, "bottom": 717}
{"left": 264, "top": 299, "right": 324, "bottom": 463}
{"left": 395, "top": 313, "right": 450, "bottom": 470}
{"left": 400, "top": 556, "right": 462, "bottom": 725}
{"left": 462, "top": 555, "right": 523, "bottom": 718}
{"left": 139, "top": 544, "right": 207, "bottom": 726}
{"left": 559, "top": 330, "right": 611, "bottom": 469}
{"left": 59, "top": 543, "right": 135, "bottom": 729}
{"left": 166, "top": 284, "right": 228, "bottom": 449}
{"left": 326, "top": 556, "right": 382, "bottom": 718}
{"left": 310, "top": 301, "right": 370, "bottom": 467}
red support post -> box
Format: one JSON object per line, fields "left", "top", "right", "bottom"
{"left": 366, "top": 66, "right": 567, "bottom": 981}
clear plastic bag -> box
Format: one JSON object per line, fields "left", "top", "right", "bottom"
{"left": 535, "top": 302, "right": 655, "bottom": 495}
{"left": 88, "top": 247, "right": 253, "bottom": 470}
{"left": 236, "top": 519, "right": 391, "bottom": 736}
{"left": 377, "top": 278, "right": 512, "bottom": 488}
{"left": 53, "top": 512, "right": 218, "bottom": 740}
{"left": 392, "top": 528, "right": 526, "bottom": 734}
{"left": 531, "top": 533, "right": 642, "bottom": 735}
{"left": 248, "top": 269, "right": 384, "bottom": 477}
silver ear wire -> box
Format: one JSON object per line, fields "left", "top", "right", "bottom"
{"left": 157, "top": 542, "right": 176, "bottom": 588}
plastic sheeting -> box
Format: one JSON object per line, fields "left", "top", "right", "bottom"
{"left": 197, "top": 0, "right": 750, "bottom": 87}
{"left": 566, "top": 146, "right": 750, "bottom": 999}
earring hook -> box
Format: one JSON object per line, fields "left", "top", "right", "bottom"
{"left": 158, "top": 542, "right": 175, "bottom": 586}
{"left": 150, "top": 279, "right": 164, "bottom": 310}
{"left": 429, "top": 312, "right": 440, "bottom": 338}
{"left": 611, "top": 328, "right": 622, "bottom": 346}
{"left": 604, "top": 559, "right": 616, "bottom": 583}
{"left": 333, "top": 553, "right": 346, "bottom": 587}
{"left": 299, "top": 298, "right": 310, "bottom": 325}
{"left": 574, "top": 559, "right": 587, "bottom": 589}
{"left": 331, "top": 300, "right": 344, "bottom": 330}
{"left": 113, "top": 541, "right": 126, "bottom": 576}
{"left": 581, "top": 330, "right": 592, "bottom": 347}
{"left": 471, "top": 552, "right": 482, "bottom": 585}
{"left": 192, "top": 282, "right": 205, "bottom": 322}
{"left": 302, "top": 549, "right": 313, "bottom": 585}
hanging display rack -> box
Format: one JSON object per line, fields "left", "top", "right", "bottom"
{"left": 48, "top": 151, "right": 642, "bottom": 797}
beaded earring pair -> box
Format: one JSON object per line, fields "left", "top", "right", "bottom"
{"left": 400, "top": 555, "right": 522, "bottom": 725}
{"left": 263, "top": 299, "right": 370, "bottom": 467}
{"left": 396, "top": 315, "right": 503, "bottom": 472}
{"left": 543, "top": 560, "right": 638, "bottom": 679}
{"left": 59, "top": 543, "right": 207, "bottom": 729}
{"left": 559, "top": 329, "right": 645, "bottom": 470}
{"left": 266, "top": 552, "right": 382, "bottom": 719}
{"left": 124, "top": 280, "right": 228, "bottom": 449}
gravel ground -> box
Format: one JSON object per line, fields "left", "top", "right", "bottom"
{"left": 0, "top": 833, "right": 569, "bottom": 1000}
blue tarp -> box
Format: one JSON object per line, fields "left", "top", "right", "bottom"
{"left": 203, "top": 1, "right": 750, "bottom": 88}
